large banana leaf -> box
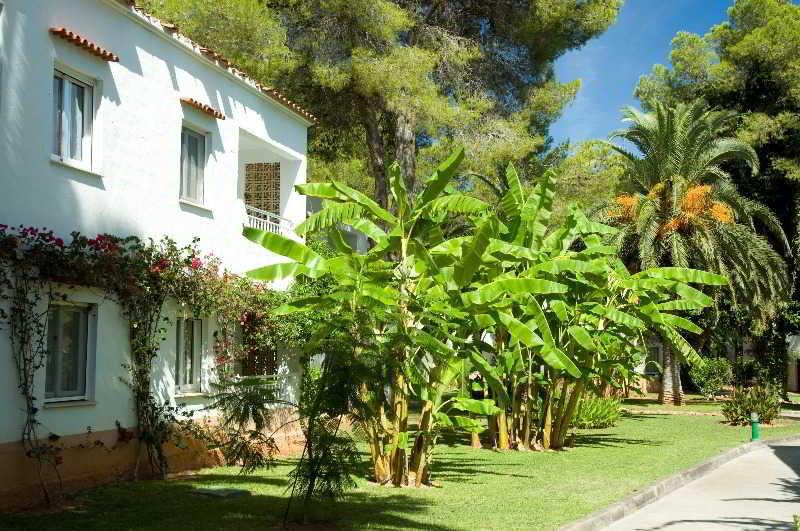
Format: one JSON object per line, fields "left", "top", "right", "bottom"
{"left": 469, "top": 350, "right": 510, "bottom": 405}
{"left": 454, "top": 215, "right": 500, "bottom": 287}
{"left": 247, "top": 262, "right": 312, "bottom": 281}
{"left": 388, "top": 163, "right": 409, "bottom": 219}
{"left": 468, "top": 278, "right": 569, "bottom": 305}
{"left": 541, "top": 344, "right": 581, "bottom": 378}
{"left": 294, "top": 182, "right": 349, "bottom": 201}
{"left": 434, "top": 412, "right": 485, "bottom": 433}
{"left": 425, "top": 194, "right": 490, "bottom": 217}
{"left": 634, "top": 267, "right": 728, "bottom": 286}
{"left": 330, "top": 179, "right": 397, "bottom": 224}
{"left": 499, "top": 312, "right": 543, "bottom": 347}
{"left": 498, "top": 163, "right": 524, "bottom": 218}
{"left": 294, "top": 202, "right": 364, "bottom": 236}
{"left": 418, "top": 148, "right": 465, "bottom": 207}
{"left": 658, "top": 323, "right": 703, "bottom": 366}
{"left": 243, "top": 228, "right": 326, "bottom": 271}
{"left": 567, "top": 325, "right": 597, "bottom": 352}
{"left": 515, "top": 168, "right": 555, "bottom": 249}
{"left": 450, "top": 397, "right": 502, "bottom": 416}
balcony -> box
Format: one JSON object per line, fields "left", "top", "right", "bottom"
{"left": 245, "top": 205, "right": 295, "bottom": 237}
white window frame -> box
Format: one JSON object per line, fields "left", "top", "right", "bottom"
{"left": 52, "top": 68, "right": 94, "bottom": 170}
{"left": 45, "top": 303, "right": 96, "bottom": 403}
{"left": 176, "top": 316, "right": 203, "bottom": 393}
{"left": 180, "top": 125, "right": 207, "bottom": 205}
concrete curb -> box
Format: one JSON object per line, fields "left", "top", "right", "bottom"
{"left": 559, "top": 433, "right": 800, "bottom": 531}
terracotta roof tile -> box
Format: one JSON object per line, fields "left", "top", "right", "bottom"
{"left": 49, "top": 27, "right": 120, "bottom": 62}
{"left": 180, "top": 97, "right": 225, "bottom": 120}
{"left": 118, "top": 1, "right": 316, "bottom": 124}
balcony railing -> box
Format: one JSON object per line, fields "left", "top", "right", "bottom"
{"left": 245, "top": 205, "right": 295, "bottom": 236}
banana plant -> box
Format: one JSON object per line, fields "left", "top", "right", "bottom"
{"left": 433, "top": 162, "right": 728, "bottom": 450}
{"left": 243, "top": 148, "right": 497, "bottom": 486}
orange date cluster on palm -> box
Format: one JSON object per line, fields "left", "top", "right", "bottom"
{"left": 610, "top": 184, "right": 735, "bottom": 238}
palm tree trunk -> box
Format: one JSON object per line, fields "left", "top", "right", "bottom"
{"left": 659, "top": 349, "right": 683, "bottom": 405}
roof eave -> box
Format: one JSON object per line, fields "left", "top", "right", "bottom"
{"left": 101, "top": 0, "right": 316, "bottom": 127}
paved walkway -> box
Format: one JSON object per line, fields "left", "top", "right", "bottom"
{"left": 605, "top": 441, "right": 800, "bottom": 530}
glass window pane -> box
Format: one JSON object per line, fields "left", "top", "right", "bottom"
{"left": 69, "top": 82, "right": 85, "bottom": 160}
{"left": 189, "top": 134, "right": 199, "bottom": 200}
{"left": 175, "top": 319, "right": 183, "bottom": 384}
{"left": 45, "top": 306, "right": 88, "bottom": 399}
{"left": 192, "top": 319, "right": 202, "bottom": 385}
{"left": 196, "top": 138, "right": 204, "bottom": 203}
{"left": 180, "top": 128, "right": 204, "bottom": 202}
{"left": 52, "top": 76, "right": 63, "bottom": 157}
{"left": 183, "top": 319, "right": 193, "bottom": 385}
{"left": 45, "top": 310, "right": 59, "bottom": 397}
{"left": 59, "top": 309, "right": 79, "bottom": 393}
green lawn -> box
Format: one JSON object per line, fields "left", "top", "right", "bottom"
{"left": 622, "top": 393, "right": 726, "bottom": 414}
{"left": 624, "top": 392, "right": 800, "bottom": 416}
{"left": 4, "top": 414, "right": 800, "bottom": 531}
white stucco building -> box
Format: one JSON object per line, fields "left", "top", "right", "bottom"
{"left": 0, "top": 0, "right": 312, "bottom": 503}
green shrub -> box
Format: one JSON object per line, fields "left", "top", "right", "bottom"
{"left": 689, "top": 357, "right": 732, "bottom": 400}
{"left": 572, "top": 397, "right": 621, "bottom": 429}
{"left": 732, "top": 358, "right": 757, "bottom": 386}
{"left": 721, "top": 385, "right": 782, "bottom": 425}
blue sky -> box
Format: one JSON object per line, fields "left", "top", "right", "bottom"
{"left": 549, "top": 0, "right": 733, "bottom": 146}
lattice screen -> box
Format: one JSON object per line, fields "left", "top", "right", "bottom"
{"left": 244, "top": 162, "right": 281, "bottom": 214}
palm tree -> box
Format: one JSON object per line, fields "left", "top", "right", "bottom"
{"left": 603, "top": 99, "right": 790, "bottom": 405}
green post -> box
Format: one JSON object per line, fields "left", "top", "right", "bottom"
{"left": 750, "top": 412, "right": 761, "bottom": 442}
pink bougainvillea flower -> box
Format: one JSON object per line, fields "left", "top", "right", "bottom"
{"left": 190, "top": 257, "right": 202, "bottom": 270}
{"left": 54, "top": 238, "right": 64, "bottom": 247}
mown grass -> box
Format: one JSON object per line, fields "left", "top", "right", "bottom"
{"left": 624, "top": 392, "right": 800, "bottom": 416}
{"left": 622, "top": 392, "right": 726, "bottom": 414}
{"left": 3, "top": 414, "right": 800, "bottom": 531}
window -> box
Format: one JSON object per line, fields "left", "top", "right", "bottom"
{"left": 176, "top": 317, "right": 203, "bottom": 392}
{"left": 180, "top": 127, "right": 205, "bottom": 203}
{"left": 52, "top": 69, "right": 93, "bottom": 166}
{"left": 245, "top": 162, "right": 281, "bottom": 215}
{"left": 45, "top": 305, "right": 91, "bottom": 401}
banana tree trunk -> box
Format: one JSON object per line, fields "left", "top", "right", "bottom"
{"left": 541, "top": 385, "right": 554, "bottom": 450}
{"left": 554, "top": 380, "right": 585, "bottom": 448}
{"left": 389, "top": 372, "right": 409, "bottom": 486}
{"left": 510, "top": 376, "right": 521, "bottom": 448}
{"left": 470, "top": 431, "right": 482, "bottom": 449}
{"left": 409, "top": 400, "right": 433, "bottom": 486}
{"left": 496, "top": 408, "right": 510, "bottom": 450}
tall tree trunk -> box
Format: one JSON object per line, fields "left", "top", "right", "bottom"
{"left": 362, "top": 102, "right": 388, "bottom": 207}
{"left": 659, "top": 349, "right": 683, "bottom": 405}
{"left": 395, "top": 111, "right": 416, "bottom": 191}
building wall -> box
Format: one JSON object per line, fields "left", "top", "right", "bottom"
{"left": 0, "top": 0, "right": 308, "bottom": 463}
{"left": 0, "top": 0, "right": 308, "bottom": 274}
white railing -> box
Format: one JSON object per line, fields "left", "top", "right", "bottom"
{"left": 245, "top": 205, "right": 295, "bottom": 236}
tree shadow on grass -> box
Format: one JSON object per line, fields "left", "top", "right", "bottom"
{"left": 428, "top": 455, "right": 538, "bottom": 483}
{"left": 0, "top": 473, "right": 458, "bottom": 531}
{"left": 574, "top": 432, "right": 663, "bottom": 449}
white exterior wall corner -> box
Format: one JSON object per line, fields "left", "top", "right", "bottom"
{"left": 0, "top": 0, "right": 309, "bottom": 444}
